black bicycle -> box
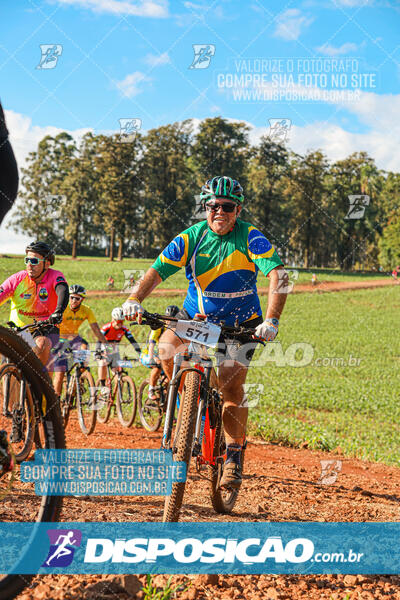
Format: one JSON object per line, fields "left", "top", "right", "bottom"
{"left": 0, "top": 356, "right": 36, "bottom": 462}
{"left": 57, "top": 345, "right": 97, "bottom": 435}
{"left": 0, "top": 320, "right": 65, "bottom": 600}
{"left": 138, "top": 368, "right": 169, "bottom": 432}
{"left": 95, "top": 349, "right": 137, "bottom": 428}
{"left": 137, "top": 311, "right": 264, "bottom": 522}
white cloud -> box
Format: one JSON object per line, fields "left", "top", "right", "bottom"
{"left": 116, "top": 71, "right": 151, "bottom": 97}
{"left": 317, "top": 42, "right": 359, "bottom": 56}
{"left": 52, "top": 0, "right": 169, "bottom": 17}
{"left": 144, "top": 52, "right": 171, "bottom": 67}
{"left": 246, "top": 90, "right": 400, "bottom": 171}
{"left": 334, "top": 0, "right": 372, "bottom": 6}
{"left": 0, "top": 111, "right": 91, "bottom": 253}
{"left": 273, "top": 9, "right": 313, "bottom": 41}
{"left": 5, "top": 110, "right": 91, "bottom": 176}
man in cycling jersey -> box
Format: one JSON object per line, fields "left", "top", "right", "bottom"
{"left": 53, "top": 285, "right": 107, "bottom": 395}
{"left": 123, "top": 176, "right": 288, "bottom": 489}
{"left": 96, "top": 307, "right": 141, "bottom": 385}
{"left": 0, "top": 241, "right": 69, "bottom": 366}
{"left": 140, "top": 305, "right": 179, "bottom": 400}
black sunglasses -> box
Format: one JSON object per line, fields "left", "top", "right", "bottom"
{"left": 205, "top": 201, "right": 237, "bottom": 214}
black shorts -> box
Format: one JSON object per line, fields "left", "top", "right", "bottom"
{"left": 175, "top": 308, "right": 263, "bottom": 367}
{"left": 31, "top": 324, "right": 59, "bottom": 344}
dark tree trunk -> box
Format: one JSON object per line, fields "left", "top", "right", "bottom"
{"left": 117, "top": 235, "right": 123, "bottom": 261}
{"left": 109, "top": 227, "right": 115, "bottom": 261}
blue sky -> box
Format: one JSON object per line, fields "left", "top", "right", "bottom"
{"left": 1, "top": 0, "right": 400, "bottom": 250}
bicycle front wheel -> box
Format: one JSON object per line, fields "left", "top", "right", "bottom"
{"left": 0, "top": 363, "right": 35, "bottom": 462}
{"left": 163, "top": 371, "right": 200, "bottom": 522}
{"left": 116, "top": 375, "right": 137, "bottom": 427}
{"left": 138, "top": 379, "right": 162, "bottom": 432}
{"left": 76, "top": 370, "right": 97, "bottom": 435}
{"left": 0, "top": 325, "right": 65, "bottom": 600}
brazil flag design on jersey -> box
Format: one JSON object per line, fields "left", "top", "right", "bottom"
{"left": 152, "top": 219, "right": 283, "bottom": 326}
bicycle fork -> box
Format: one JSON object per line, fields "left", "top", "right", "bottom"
{"left": 162, "top": 350, "right": 212, "bottom": 456}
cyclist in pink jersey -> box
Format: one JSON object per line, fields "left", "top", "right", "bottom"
{"left": 0, "top": 241, "right": 69, "bottom": 366}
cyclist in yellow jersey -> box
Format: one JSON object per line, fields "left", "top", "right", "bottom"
{"left": 53, "top": 285, "right": 106, "bottom": 395}
{"left": 140, "top": 305, "right": 179, "bottom": 399}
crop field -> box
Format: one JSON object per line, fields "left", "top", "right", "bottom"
{"left": 0, "top": 253, "right": 398, "bottom": 467}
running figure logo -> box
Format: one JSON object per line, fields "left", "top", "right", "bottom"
{"left": 118, "top": 118, "right": 142, "bottom": 143}
{"left": 318, "top": 460, "right": 342, "bottom": 485}
{"left": 37, "top": 45, "right": 63, "bottom": 69}
{"left": 42, "top": 529, "right": 82, "bottom": 567}
{"left": 189, "top": 45, "right": 215, "bottom": 69}
{"left": 268, "top": 119, "right": 291, "bottom": 144}
{"left": 345, "top": 195, "right": 370, "bottom": 220}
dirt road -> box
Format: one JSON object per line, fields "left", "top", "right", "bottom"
{"left": 88, "top": 278, "right": 397, "bottom": 298}
{"left": 11, "top": 415, "right": 400, "bottom": 600}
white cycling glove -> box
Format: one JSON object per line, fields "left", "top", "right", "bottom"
{"left": 254, "top": 318, "right": 279, "bottom": 341}
{"left": 122, "top": 298, "right": 144, "bottom": 322}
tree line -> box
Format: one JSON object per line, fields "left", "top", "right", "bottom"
{"left": 10, "top": 117, "right": 400, "bottom": 269}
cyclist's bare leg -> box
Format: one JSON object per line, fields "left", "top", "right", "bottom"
{"left": 53, "top": 371, "right": 65, "bottom": 396}
{"left": 159, "top": 328, "right": 188, "bottom": 385}
{"left": 218, "top": 361, "right": 248, "bottom": 488}
{"left": 149, "top": 366, "right": 161, "bottom": 387}
{"left": 218, "top": 361, "right": 248, "bottom": 446}
{"left": 34, "top": 335, "right": 52, "bottom": 365}
{"left": 98, "top": 364, "right": 107, "bottom": 381}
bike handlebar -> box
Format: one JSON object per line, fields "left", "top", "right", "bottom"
{"left": 7, "top": 319, "right": 53, "bottom": 333}
{"left": 134, "top": 310, "right": 266, "bottom": 345}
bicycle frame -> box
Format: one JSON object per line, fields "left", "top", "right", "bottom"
{"left": 103, "top": 363, "right": 128, "bottom": 403}
{"left": 162, "top": 340, "right": 217, "bottom": 464}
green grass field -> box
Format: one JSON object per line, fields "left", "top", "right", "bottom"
{"left": 0, "top": 258, "right": 398, "bottom": 467}
{"left": 0, "top": 255, "right": 387, "bottom": 292}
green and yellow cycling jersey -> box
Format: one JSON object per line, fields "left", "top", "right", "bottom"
{"left": 151, "top": 218, "right": 283, "bottom": 326}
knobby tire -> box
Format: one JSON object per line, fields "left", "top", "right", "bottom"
{"left": 162, "top": 371, "right": 200, "bottom": 522}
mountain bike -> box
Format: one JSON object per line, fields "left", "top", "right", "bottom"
{"left": 138, "top": 368, "right": 169, "bottom": 432}
{"left": 95, "top": 350, "right": 137, "bottom": 427}
{"left": 58, "top": 345, "right": 97, "bottom": 435}
{"left": 0, "top": 356, "right": 36, "bottom": 462}
{"left": 0, "top": 320, "right": 65, "bottom": 600}
{"left": 137, "top": 311, "right": 264, "bottom": 522}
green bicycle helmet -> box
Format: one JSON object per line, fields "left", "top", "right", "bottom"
{"left": 200, "top": 176, "right": 244, "bottom": 204}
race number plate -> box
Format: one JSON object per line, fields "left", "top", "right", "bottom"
{"left": 175, "top": 320, "right": 221, "bottom": 348}
{"left": 117, "top": 360, "right": 133, "bottom": 368}
{"left": 72, "top": 349, "right": 91, "bottom": 362}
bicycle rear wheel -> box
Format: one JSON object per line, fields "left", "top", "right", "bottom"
{"left": 95, "top": 379, "right": 112, "bottom": 424}
{"left": 60, "top": 377, "right": 72, "bottom": 429}
{"left": 76, "top": 370, "right": 97, "bottom": 435}
{"left": 138, "top": 379, "right": 162, "bottom": 432}
{"left": 163, "top": 371, "right": 200, "bottom": 522}
{"left": 0, "top": 363, "right": 35, "bottom": 462}
{"left": 116, "top": 374, "right": 137, "bottom": 427}
{"left": 0, "top": 325, "right": 65, "bottom": 600}
{"left": 207, "top": 398, "right": 245, "bottom": 514}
